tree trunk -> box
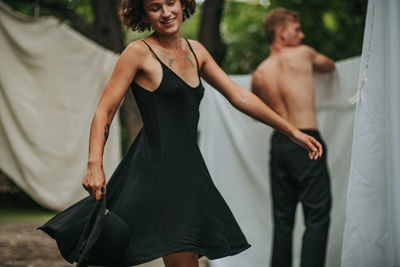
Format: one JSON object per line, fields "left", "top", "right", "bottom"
{"left": 91, "top": 0, "right": 142, "bottom": 145}
{"left": 198, "top": 0, "right": 226, "bottom": 65}
{"left": 91, "top": 0, "right": 124, "bottom": 53}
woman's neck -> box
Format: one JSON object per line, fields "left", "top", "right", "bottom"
{"left": 151, "top": 32, "right": 182, "bottom": 51}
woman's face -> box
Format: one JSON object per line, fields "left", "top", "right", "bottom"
{"left": 143, "top": 0, "right": 184, "bottom": 35}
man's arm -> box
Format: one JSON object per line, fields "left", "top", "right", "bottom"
{"left": 310, "top": 47, "right": 336, "bottom": 73}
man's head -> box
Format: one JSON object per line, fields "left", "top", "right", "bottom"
{"left": 263, "top": 8, "right": 304, "bottom": 46}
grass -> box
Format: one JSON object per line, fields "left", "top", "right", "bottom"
{"left": 0, "top": 192, "right": 56, "bottom": 224}
{"left": 0, "top": 209, "right": 55, "bottom": 224}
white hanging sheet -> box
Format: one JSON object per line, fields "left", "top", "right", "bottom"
{"left": 0, "top": 2, "right": 121, "bottom": 210}
{"left": 342, "top": 0, "right": 400, "bottom": 266}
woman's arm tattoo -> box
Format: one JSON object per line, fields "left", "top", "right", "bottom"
{"left": 104, "top": 122, "right": 111, "bottom": 142}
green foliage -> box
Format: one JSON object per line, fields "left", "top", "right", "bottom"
{"left": 221, "top": 1, "right": 270, "bottom": 74}
{"left": 220, "top": 0, "right": 367, "bottom": 74}
{"left": 1, "top": 0, "right": 94, "bottom": 22}
{"left": 0, "top": 209, "right": 55, "bottom": 223}
{"left": 1, "top": 0, "right": 35, "bottom": 16}
{"left": 268, "top": 0, "right": 367, "bottom": 61}
{"left": 0, "top": 191, "right": 55, "bottom": 222}
{"left": 180, "top": 10, "right": 202, "bottom": 40}
{"left": 73, "top": 0, "right": 94, "bottom": 23}
{"left": 2, "top": 0, "right": 367, "bottom": 74}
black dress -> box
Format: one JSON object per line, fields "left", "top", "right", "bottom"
{"left": 39, "top": 39, "right": 250, "bottom": 266}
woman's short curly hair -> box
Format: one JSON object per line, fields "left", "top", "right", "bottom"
{"left": 119, "top": 0, "right": 196, "bottom": 32}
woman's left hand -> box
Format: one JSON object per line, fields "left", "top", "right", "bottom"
{"left": 289, "top": 129, "right": 323, "bottom": 160}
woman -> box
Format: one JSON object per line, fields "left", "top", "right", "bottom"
{"left": 39, "top": 0, "right": 322, "bottom": 266}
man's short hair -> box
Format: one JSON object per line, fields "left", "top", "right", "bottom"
{"left": 262, "top": 8, "right": 299, "bottom": 43}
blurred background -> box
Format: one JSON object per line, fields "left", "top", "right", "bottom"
{"left": 1, "top": 0, "right": 367, "bottom": 73}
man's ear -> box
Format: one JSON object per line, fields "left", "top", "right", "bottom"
{"left": 276, "top": 26, "right": 286, "bottom": 41}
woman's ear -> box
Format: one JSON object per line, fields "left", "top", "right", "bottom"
{"left": 142, "top": 14, "right": 149, "bottom": 24}
{"left": 181, "top": 0, "right": 186, "bottom": 11}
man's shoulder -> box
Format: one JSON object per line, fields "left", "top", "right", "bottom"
{"left": 295, "top": 44, "right": 316, "bottom": 55}
{"left": 277, "top": 45, "right": 316, "bottom": 63}
{"left": 253, "top": 60, "right": 270, "bottom": 79}
{"left": 254, "top": 57, "right": 276, "bottom": 73}
{"left": 252, "top": 59, "right": 277, "bottom": 91}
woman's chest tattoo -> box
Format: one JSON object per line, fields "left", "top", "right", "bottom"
{"left": 154, "top": 52, "right": 194, "bottom": 69}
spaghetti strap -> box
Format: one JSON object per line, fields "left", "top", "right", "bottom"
{"left": 141, "top": 40, "right": 162, "bottom": 62}
{"left": 184, "top": 39, "right": 200, "bottom": 74}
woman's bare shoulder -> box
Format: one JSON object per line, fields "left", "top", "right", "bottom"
{"left": 121, "top": 40, "right": 151, "bottom": 61}
{"left": 184, "top": 39, "right": 212, "bottom": 67}
{"left": 185, "top": 39, "right": 208, "bottom": 55}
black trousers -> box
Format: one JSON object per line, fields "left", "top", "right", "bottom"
{"left": 269, "top": 130, "right": 331, "bottom": 267}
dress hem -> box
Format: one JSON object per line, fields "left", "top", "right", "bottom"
{"left": 96, "top": 243, "right": 251, "bottom": 266}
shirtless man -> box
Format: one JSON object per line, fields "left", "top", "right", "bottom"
{"left": 251, "top": 8, "right": 335, "bottom": 267}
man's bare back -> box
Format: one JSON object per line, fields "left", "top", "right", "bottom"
{"left": 252, "top": 45, "right": 318, "bottom": 129}
{"left": 252, "top": 45, "right": 335, "bottom": 130}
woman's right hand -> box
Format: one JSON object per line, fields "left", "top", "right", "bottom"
{"left": 289, "top": 129, "right": 323, "bottom": 160}
{"left": 82, "top": 165, "right": 106, "bottom": 201}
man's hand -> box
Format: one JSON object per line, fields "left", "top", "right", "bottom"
{"left": 290, "top": 129, "right": 323, "bottom": 160}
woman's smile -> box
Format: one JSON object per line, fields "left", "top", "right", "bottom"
{"left": 161, "top": 17, "right": 176, "bottom": 25}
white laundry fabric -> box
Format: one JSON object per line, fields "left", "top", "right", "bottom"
{"left": 0, "top": 2, "right": 121, "bottom": 211}
{"left": 341, "top": 0, "right": 400, "bottom": 266}
{"left": 199, "top": 57, "right": 360, "bottom": 267}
